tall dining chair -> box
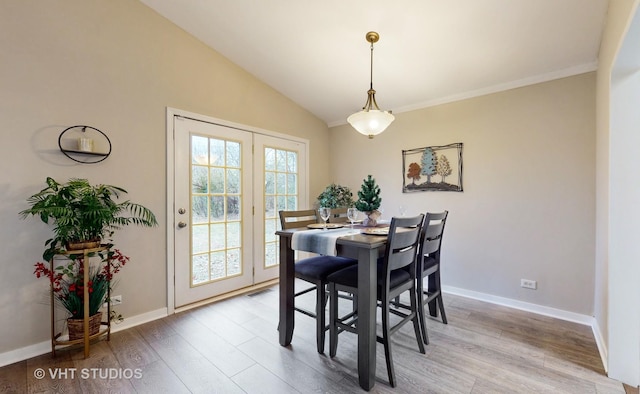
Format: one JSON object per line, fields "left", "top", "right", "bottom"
{"left": 327, "top": 214, "right": 425, "bottom": 387}
{"left": 416, "top": 211, "right": 448, "bottom": 345}
{"left": 278, "top": 209, "right": 357, "bottom": 354}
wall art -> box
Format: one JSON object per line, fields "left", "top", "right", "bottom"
{"left": 402, "top": 142, "right": 463, "bottom": 192}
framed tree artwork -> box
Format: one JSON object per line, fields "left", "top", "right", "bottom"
{"left": 402, "top": 142, "right": 463, "bottom": 192}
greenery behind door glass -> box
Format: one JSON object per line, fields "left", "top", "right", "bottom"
{"left": 190, "top": 135, "right": 243, "bottom": 285}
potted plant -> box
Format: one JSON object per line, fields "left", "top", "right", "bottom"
{"left": 20, "top": 177, "right": 157, "bottom": 337}
{"left": 33, "top": 248, "right": 128, "bottom": 339}
{"left": 20, "top": 177, "right": 158, "bottom": 261}
{"left": 317, "top": 183, "right": 354, "bottom": 209}
{"left": 355, "top": 175, "right": 382, "bottom": 226}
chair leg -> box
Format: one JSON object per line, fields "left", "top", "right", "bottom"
{"left": 417, "top": 279, "right": 429, "bottom": 344}
{"left": 329, "top": 282, "right": 339, "bottom": 358}
{"left": 434, "top": 272, "right": 447, "bottom": 324}
{"left": 381, "top": 299, "right": 396, "bottom": 387}
{"left": 410, "top": 287, "right": 426, "bottom": 354}
{"left": 316, "top": 283, "right": 326, "bottom": 354}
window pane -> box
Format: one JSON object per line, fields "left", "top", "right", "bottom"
{"left": 265, "top": 196, "right": 275, "bottom": 218}
{"left": 227, "top": 196, "right": 240, "bottom": 220}
{"left": 287, "top": 173, "right": 297, "bottom": 194}
{"left": 276, "top": 196, "right": 286, "bottom": 213}
{"left": 227, "top": 249, "right": 241, "bottom": 275}
{"left": 192, "top": 136, "right": 208, "bottom": 165}
{"left": 265, "top": 219, "right": 277, "bottom": 243}
{"left": 265, "top": 148, "right": 275, "bottom": 170}
{"left": 192, "top": 195, "right": 208, "bottom": 224}
{"left": 210, "top": 196, "right": 224, "bottom": 222}
{"left": 276, "top": 149, "right": 287, "bottom": 171}
{"left": 276, "top": 173, "right": 286, "bottom": 194}
{"left": 226, "top": 141, "right": 240, "bottom": 168}
{"left": 210, "top": 223, "right": 225, "bottom": 251}
{"left": 265, "top": 171, "right": 275, "bottom": 194}
{"left": 210, "top": 167, "right": 225, "bottom": 193}
{"left": 192, "top": 224, "right": 208, "bottom": 254}
{"left": 192, "top": 166, "right": 208, "bottom": 193}
{"left": 265, "top": 243, "right": 278, "bottom": 268}
{"left": 210, "top": 138, "right": 224, "bottom": 166}
{"left": 192, "top": 254, "right": 209, "bottom": 285}
{"left": 287, "top": 151, "right": 297, "bottom": 172}
{"left": 286, "top": 196, "right": 297, "bottom": 211}
{"left": 210, "top": 251, "right": 225, "bottom": 279}
{"left": 227, "top": 168, "right": 240, "bottom": 194}
{"left": 227, "top": 222, "right": 241, "bottom": 249}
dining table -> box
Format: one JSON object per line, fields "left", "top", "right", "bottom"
{"left": 276, "top": 223, "right": 389, "bottom": 391}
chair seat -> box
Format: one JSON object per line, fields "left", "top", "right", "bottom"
{"left": 295, "top": 256, "right": 357, "bottom": 281}
{"left": 421, "top": 256, "right": 437, "bottom": 271}
{"left": 326, "top": 259, "right": 411, "bottom": 300}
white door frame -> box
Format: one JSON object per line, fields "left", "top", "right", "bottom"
{"left": 166, "top": 107, "right": 309, "bottom": 314}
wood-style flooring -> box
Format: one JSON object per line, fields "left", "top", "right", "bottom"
{"left": 0, "top": 282, "right": 633, "bottom": 393}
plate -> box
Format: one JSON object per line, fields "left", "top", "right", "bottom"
{"left": 361, "top": 227, "right": 389, "bottom": 235}
{"left": 307, "top": 223, "right": 344, "bottom": 229}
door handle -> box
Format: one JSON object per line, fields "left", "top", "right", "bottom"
{"left": 178, "top": 221, "right": 187, "bottom": 228}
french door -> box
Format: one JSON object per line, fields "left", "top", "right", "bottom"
{"left": 171, "top": 112, "right": 307, "bottom": 308}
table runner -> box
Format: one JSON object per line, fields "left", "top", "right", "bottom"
{"left": 291, "top": 228, "right": 354, "bottom": 256}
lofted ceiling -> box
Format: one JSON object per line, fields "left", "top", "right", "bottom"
{"left": 140, "top": 0, "right": 609, "bottom": 127}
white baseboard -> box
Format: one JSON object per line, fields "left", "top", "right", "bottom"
{"left": 0, "top": 307, "right": 168, "bottom": 368}
{"left": 590, "top": 318, "right": 609, "bottom": 373}
{"left": 443, "top": 285, "right": 608, "bottom": 372}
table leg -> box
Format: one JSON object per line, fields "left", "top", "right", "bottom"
{"left": 279, "top": 236, "right": 295, "bottom": 346}
{"left": 357, "top": 248, "right": 378, "bottom": 391}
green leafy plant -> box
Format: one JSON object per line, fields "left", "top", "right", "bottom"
{"left": 317, "top": 183, "right": 354, "bottom": 208}
{"left": 20, "top": 177, "right": 158, "bottom": 261}
{"left": 355, "top": 175, "right": 382, "bottom": 212}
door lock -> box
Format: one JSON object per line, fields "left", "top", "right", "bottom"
{"left": 178, "top": 208, "right": 186, "bottom": 214}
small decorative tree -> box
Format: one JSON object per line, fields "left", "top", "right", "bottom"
{"left": 355, "top": 175, "right": 382, "bottom": 226}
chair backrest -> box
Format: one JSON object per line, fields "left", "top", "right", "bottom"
{"left": 328, "top": 207, "right": 349, "bottom": 223}
{"left": 383, "top": 214, "right": 425, "bottom": 274}
{"left": 420, "top": 211, "right": 448, "bottom": 259}
{"left": 279, "top": 209, "right": 319, "bottom": 230}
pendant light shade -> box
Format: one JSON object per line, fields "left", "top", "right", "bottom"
{"left": 348, "top": 32, "right": 395, "bottom": 139}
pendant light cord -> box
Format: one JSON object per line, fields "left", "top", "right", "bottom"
{"left": 369, "top": 41, "right": 374, "bottom": 91}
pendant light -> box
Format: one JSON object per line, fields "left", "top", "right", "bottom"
{"left": 347, "top": 31, "right": 395, "bottom": 139}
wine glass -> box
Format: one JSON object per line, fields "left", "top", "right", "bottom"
{"left": 347, "top": 207, "right": 359, "bottom": 231}
{"left": 318, "top": 207, "right": 330, "bottom": 230}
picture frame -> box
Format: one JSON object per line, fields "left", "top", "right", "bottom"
{"left": 402, "top": 142, "right": 463, "bottom": 193}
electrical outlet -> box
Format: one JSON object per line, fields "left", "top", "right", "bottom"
{"left": 520, "top": 279, "right": 537, "bottom": 290}
{"left": 103, "top": 295, "right": 122, "bottom": 308}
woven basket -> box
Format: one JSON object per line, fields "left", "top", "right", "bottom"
{"left": 66, "top": 240, "right": 101, "bottom": 250}
{"left": 68, "top": 312, "right": 102, "bottom": 340}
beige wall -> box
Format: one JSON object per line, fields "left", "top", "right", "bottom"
{"left": 330, "top": 73, "right": 596, "bottom": 314}
{"left": 0, "top": 0, "right": 330, "bottom": 354}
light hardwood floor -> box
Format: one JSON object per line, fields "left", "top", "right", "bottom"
{"left": 0, "top": 283, "right": 634, "bottom": 393}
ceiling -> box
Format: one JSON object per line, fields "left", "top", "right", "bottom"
{"left": 140, "top": 0, "right": 609, "bottom": 127}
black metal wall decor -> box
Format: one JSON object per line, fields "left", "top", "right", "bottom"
{"left": 402, "top": 142, "right": 463, "bottom": 192}
{"left": 58, "top": 125, "right": 111, "bottom": 164}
